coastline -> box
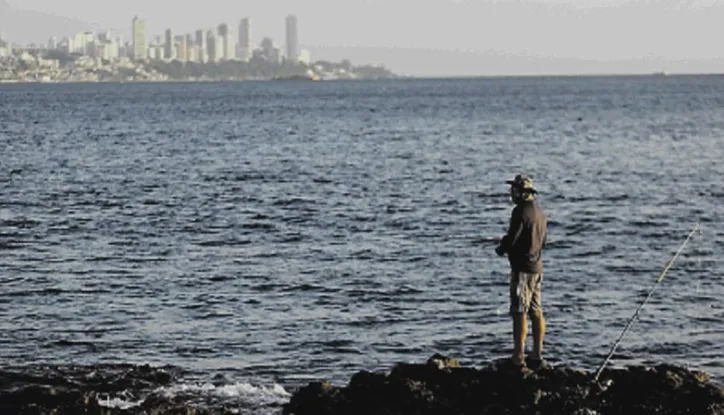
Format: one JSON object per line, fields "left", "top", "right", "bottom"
{"left": 0, "top": 51, "right": 396, "bottom": 84}
{"left": 1, "top": 355, "right": 721, "bottom": 414}
{"left": 0, "top": 77, "right": 387, "bottom": 85}
{"left": 3, "top": 72, "right": 724, "bottom": 85}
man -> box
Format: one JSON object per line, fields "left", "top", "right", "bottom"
{"left": 496, "top": 174, "right": 547, "bottom": 368}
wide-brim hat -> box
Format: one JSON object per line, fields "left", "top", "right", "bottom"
{"left": 506, "top": 174, "right": 537, "bottom": 194}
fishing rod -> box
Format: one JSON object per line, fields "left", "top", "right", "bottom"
{"left": 592, "top": 222, "right": 701, "bottom": 383}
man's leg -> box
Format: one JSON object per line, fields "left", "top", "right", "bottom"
{"left": 529, "top": 310, "right": 545, "bottom": 360}
{"left": 528, "top": 273, "right": 545, "bottom": 361}
{"left": 512, "top": 312, "right": 527, "bottom": 364}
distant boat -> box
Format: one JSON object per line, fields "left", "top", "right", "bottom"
{"left": 652, "top": 71, "right": 669, "bottom": 76}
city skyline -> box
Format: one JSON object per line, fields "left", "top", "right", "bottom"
{"left": 0, "top": 3, "right": 307, "bottom": 59}
{"left": 2, "top": 0, "right": 724, "bottom": 76}
{"left": 134, "top": 14, "right": 304, "bottom": 64}
{"left": 1, "top": 13, "right": 308, "bottom": 66}
{"left": 1, "top": 9, "right": 388, "bottom": 83}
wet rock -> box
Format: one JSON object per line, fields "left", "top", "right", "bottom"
{"left": 0, "top": 362, "right": 284, "bottom": 414}
{"left": 283, "top": 355, "right": 724, "bottom": 415}
{"left": 0, "top": 363, "right": 199, "bottom": 415}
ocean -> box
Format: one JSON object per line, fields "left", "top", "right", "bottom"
{"left": 1, "top": 76, "right": 722, "bottom": 413}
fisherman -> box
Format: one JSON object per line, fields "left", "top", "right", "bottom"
{"left": 496, "top": 174, "right": 548, "bottom": 368}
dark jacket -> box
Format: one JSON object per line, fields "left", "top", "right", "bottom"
{"left": 499, "top": 200, "right": 547, "bottom": 273}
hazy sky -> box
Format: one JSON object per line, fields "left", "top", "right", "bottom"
{"left": 2, "top": 0, "right": 724, "bottom": 76}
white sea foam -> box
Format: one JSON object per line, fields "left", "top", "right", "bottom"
{"left": 159, "top": 381, "right": 291, "bottom": 403}
{"left": 159, "top": 381, "right": 291, "bottom": 414}
{"left": 96, "top": 382, "right": 290, "bottom": 412}
{"left": 97, "top": 394, "right": 144, "bottom": 410}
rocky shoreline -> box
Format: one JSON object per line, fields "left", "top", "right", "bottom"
{"left": 284, "top": 354, "right": 724, "bottom": 415}
{"left": 1, "top": 355, "right": 722, "bottom": 414}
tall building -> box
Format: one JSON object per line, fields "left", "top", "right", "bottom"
{"left": 165, "top": 29, "right": 175, "bottom": 60}
{"left": 195, "top": 29, "right": 206, "bottom": 62}
{"left": 206, "top": 30, "right": 218, "bottom": 63}
{"left": 285, "top": 15, "right": 299, "bottom": 63}
{"left": 175, "top": 35, "right": 188, "bottom": 61}
{"left": 71, "top": 31, "right": 95, "bottom": 56}
{"left": 238, "top": 17, "right": 251, "bottom": 61}
{"left": 132, "top": 16, "right": 147, "bottom": 60}
{"left": 224, "top": 34, "right": 235, "bottom": 60}
{"left": 188, "top": 45, "right": 198, "bottom": 62}
{"left": 217, "top": 23, "right": 231, "bottom": 60}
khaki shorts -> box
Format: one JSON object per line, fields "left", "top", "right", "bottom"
{"left": 509, "top": 272, "right": 543, "bottom": 316}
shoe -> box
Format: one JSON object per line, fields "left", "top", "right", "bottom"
{"left": 511, "top": 356, "right": 526, "bottom": 368}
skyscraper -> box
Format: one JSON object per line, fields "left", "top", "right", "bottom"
{"left": 285, "top": 15, "right": 298, "bottom": 63}
{"left": 165, "top": 29, "right": 175, "bottom": 60}
{"left": 195, "top": 29, "right": 206, "bottom": 63}
{"left": 206, "top": 30, "right": 218, "bottom": 63}
{"left": 175, "top": 35, "right": 188, "bottom": 61}
{"left": 132, "top": 16, "right": 147, "bottom": 60}
{"left": 217, "top": 23, "right": 231, "bottom": 60}
{"left": 225, "top": 35, "right": 235, "bottom": 60}
{"left": 238, "top": 18, "right": 251, "bottom": 61}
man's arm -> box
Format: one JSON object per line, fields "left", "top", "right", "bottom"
{"left": 497, "top": 206, "right": 523, "bottom": 255}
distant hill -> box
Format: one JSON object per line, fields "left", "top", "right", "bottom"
{"left": 0, "top": 0, "right": 105, "bottom": 44}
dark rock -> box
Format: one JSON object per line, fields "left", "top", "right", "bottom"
{"left": 0, "top": 364, "right": 185, "bottom": 415}
{"left": 286, "top": 381, "right": 340, "bottom": 415}
{"left": 283, "top": 355, "right": 724, "bottom": 415}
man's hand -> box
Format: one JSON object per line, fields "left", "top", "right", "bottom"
{"left": 495, "top": 245, "right": 505, "bottom": 257}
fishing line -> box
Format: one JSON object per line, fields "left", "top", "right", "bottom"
{"left": 592, "top": 222, "right": 701, "bottom": 383}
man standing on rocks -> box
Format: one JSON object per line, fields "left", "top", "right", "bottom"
{"left": 496, "top": 175, "right": 548, "bottom": 368}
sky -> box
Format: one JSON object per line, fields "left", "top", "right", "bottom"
{"left": 1, "top": 0, "right": 724, "bottom": 76}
